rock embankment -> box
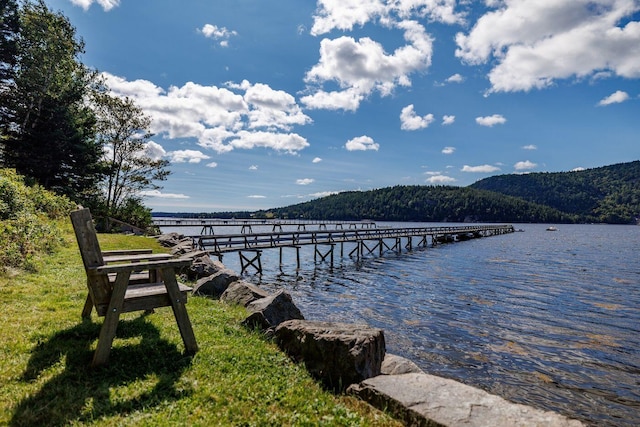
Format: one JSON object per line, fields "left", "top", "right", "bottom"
{"left": 159, "top": 232, "right": 584, "bottom": 427}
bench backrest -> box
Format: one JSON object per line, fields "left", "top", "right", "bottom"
{"left": 70, "top": 208, "right": 111, "bottom": 311}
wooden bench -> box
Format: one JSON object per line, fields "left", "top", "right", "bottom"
{"left": 70, "top": 208, "right": 198, "bottom": 366}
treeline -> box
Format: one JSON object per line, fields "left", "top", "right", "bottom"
{"left": 0, "top": 0, "right": 167, "bottom": 230}
{"left": 252, "top": 186, "right": 577, "bottom": 223}
{"left": 470, "top": 161, "right": 640, "bottom": 224}
{"left": 159, "top": 161, "right": 639, "bottom": 225}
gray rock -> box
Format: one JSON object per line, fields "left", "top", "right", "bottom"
{"left": 348, "top": 373, "right": 584, "bottom": 427}
{"left": 220, "top": 281, "right": 270, "bottom": 307}
{"left": 156, "top": 232, "right": 185, "bottom": 247}
{"left": 274, "top": 320, "right": 385, "bottom": 392}
{"left": 381, "top": 353, "right": 424, "bottom": 375}
{"left": 169, "top": 238, "right": 196, "bottom": 256}
{"left": 192, "top": 268, "right": 240, "bottom": 297}
{"left": 184, "top": 255, "right": 225, "bottom": 280}
{"left": 242, "top": 290, "right": 304, "bottom": 331}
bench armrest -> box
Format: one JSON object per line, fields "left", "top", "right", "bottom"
{"left": 90, "top": 258, "right": 192, "bottom": 274}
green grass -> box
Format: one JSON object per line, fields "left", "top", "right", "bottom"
{"left": 0, "top": 223, "right": 400, "bottom": 426}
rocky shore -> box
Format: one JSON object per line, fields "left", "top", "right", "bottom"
{"left": 159, "top": 232, "right": 584, "bottom": 427}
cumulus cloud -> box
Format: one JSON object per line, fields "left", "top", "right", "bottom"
{"left": 514, "top": 160, "right": 537, "bottom": 171}
{"left": 206, "top": 162, "right": 218, "bottom": 168}
{"left": 400, "top": 105, "right": 435, "bottom": 130}
{"left": 248, "top": 195, "right": 266, "bottom": 199}
{"left": 312, "top": 157, "right": 323, "bottom": 163}
{"left": 70, "top": 0, "right": 119, "bottom": 11}
{"left": 296, "top": 178, "right": 315, "bottom": 185}
{"left": 572, "top": 166, "right": 586, "bottom": 171}
{"left": 461, "top": 164, "right": 501, "bottom": 173}
{"left": 167, "top": 150, "right": 211, "bottom": 163}
{"left": 310, "top": 0, "right": 464, "bottom": 35}
{"left": 426, "top": 174, "right": 456, "bottom": 184}
{"left": 455, "top": 1, "right": 640, "bottom": 93}
{"left": 476, "top": 114, "right": 506, "bottom": 127}
{"left": 302, "top": 20, "right": 434, "bottom": 111}
{"left": 102, "top": 73, "right": 311, "bottom": 155}
{"left": 141, "top": 190, "right": 190, "bottom": 199}
{"left": 144, "top": 141, "right": 167, "bottom": 160}
{"left": 442, "top": 146, "right": 455, "bottom": 154}
{"left": 445, "top": 73, "right": 464, "bottom": 83}
{"left": 598, "top": 90, "right": 630, "bottom": 106}
{"left": 442, "top": 115, "right": 455, "bottom": 125}
{"left": 522, "top": 144, "right": 538, "bottom": 150}
{"left": 199, "top": 24, "right": 238, "bottom": 47}
{"left": 249, "top": 165, "right": 258, "bottom": 170}
{"left": 345, "top": 135, "right": 380, "bottom": 151}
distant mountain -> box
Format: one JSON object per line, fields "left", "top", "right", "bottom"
{"left": 470, "top": 161, "right": 640, "bottom": 224}
{"left": 256, "top": 186, "right": 577, "bottom": 224}
{"left": 158, "top": 161, "right": 639, "bottom": 224}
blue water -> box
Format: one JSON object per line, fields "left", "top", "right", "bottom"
{"left": 164, "top": 222, "right": 640, "bottom": 426}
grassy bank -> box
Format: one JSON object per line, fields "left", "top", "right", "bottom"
{"left": 0, "top": 223, "right": 400, "bottom": 426}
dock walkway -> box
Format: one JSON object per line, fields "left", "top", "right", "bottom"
{"left": 182, "top": 224, "right": 514, "bottom": 274}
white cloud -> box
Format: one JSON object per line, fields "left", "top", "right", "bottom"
{"left": 249, "top": 165, "right": 258, "bottom": 170}
{"left": 312, "top": 157, "right": 323, "bottom": 163}
{"left": 248, "top": 195, "right": 266, "bottom": 199}
{"left": 302, "top": 20, "right": 434, "bottom": 111}
{"left": 200, "top": 24, "right": 236, "bottom": 39}
{"left": 476, "top": 114, "right": 506, "bottom": 127}
{"left": 101, "top": 73, "right": 311, "bottom": 155}
{"left": 206, "top": 162, "right": 218, "bottom": 168}
{"left": 441, "top": 146, "right": 455, "bottom": 154}
{"left": 445, "top": 73, "right": 464, "bottom": 83}
{"left": 345, "top": 135, "right": 380, "bottom": 151}
{"left": 514, "top": 160, "right": 537, "bottom": 171}
{"left": 144, "top": 141, "right": 167, "bottom": 161}
{"left": 455, "top": 1, "right": 640, "bottom": 93}
{"left": 572, "top": 166, "right": 586, "bottom": 171}
{"left": 70, "top": 0, "right": 119, "bottom": 11}
{"left": 442, "top": 115, "right": 455, "bottom": 125}
{"left": 296, "top": 178, "right": 315, "bottom": 185}
{"left": 309, "top": 190, "right": 340, "bottom": 198}
{"left": 426, "top": 174, "right": 457, "bottom": 184}
{"left": 167, "top": 150, "right": 211, "bottom": 163}
{"left": 141, "top": 190, "right": 190, "bottom": 199}
{"left": 461, "top": 164, "right": 501, "bottom": 173}
{"left": 310, "top": 0, "right": 464, "bottom": 35}
{"left": 522, "top": 144, "right": 538, "bottom": 150}
{"left": 598, "top": 90, "right": 630, "bottom": 106}
{"left": 400, "top": 104, "right": 435, "bottom": 130}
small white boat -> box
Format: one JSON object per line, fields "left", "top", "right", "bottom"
{"left": 546, "top": 226, "right": 558, "bottom": 231}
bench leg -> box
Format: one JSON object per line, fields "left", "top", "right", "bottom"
{"left": 161, "top": 268, "right": 198, "bottom": 355}
{"left": 92, "top": 271, "right": 130, "bottom": 367}
{"left": 82, "top": 292, "right": 93, "bottom": 319}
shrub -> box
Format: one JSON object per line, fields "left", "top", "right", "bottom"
{"left": 0, "top": 169, "right": 75, "bottom": 272}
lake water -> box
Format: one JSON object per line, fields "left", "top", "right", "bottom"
{"left": 162, "top": 222, "right": 640, "bottom": 426}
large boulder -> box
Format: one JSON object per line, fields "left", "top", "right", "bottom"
{"left": 274, "top": 320, "right": 385, "bottom": 392}
{"left": 220, "top": 281, "right": 270, "bottom": 307}
{"left": 156, "top": 232, "right": 185, "bottom": 247}
{"left": 184, "top": 255, "right": 225, "bottom": 280}
{"left": 192, "top": 267, "right": 240, "bottom": 297}
{"left": 381, "top": 353, "right": 424, "bottom": 375}
{"left": 242, "top": 290, "right": 304, "bottom": 331}
{"left": 348, "top": 373, "right": 584, "bottom": 427}
{"left": 170, "top": 238, "right": 196, "bottom": 256}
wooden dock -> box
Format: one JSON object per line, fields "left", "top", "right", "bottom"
{"left": 153, "top": 218, "right": 376, "bottom": 234}
{"left": 179, "top": 224, "right": 515, "bottom": 274}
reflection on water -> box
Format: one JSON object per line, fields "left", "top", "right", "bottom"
{"left": 166, "top": 222, "right": 640, "bottom": 426}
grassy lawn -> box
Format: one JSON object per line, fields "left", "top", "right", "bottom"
{"left": 0, "top": 222, "right": 400, "bottom": 426}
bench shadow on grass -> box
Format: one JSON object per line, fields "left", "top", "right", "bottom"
{"left": 11, "top": 315, "right": 194, "bottom": 426}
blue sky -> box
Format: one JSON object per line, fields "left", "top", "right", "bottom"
{"left": 47, "top": 0, "right": 640, "bottom": 212}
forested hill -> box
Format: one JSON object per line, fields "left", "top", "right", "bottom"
{"left": 470, "top": 161, "right": 640, "bottom": 224}
{"left": 257, "top": 186, "right": 577, "bottom": 224}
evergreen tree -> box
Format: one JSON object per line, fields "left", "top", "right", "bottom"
{"left": 0, "top": 0, "right": 104, "bottom": 203}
